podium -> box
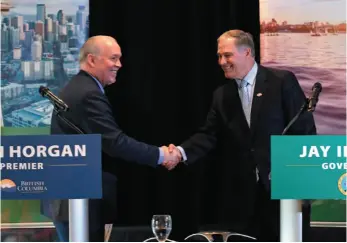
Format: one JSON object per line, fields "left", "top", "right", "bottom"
{"left": 0, "top": 134, "right": 102, "bottom": 242}
{"left": 271, "top": 135, "right": 347, "bottom": 242}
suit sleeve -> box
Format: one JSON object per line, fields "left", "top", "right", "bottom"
{"left": 180, "top": 90, "right": 222, "bottom": 164}
{"left": 282, "top": 71, "right": 317, "bottom": 135}
{"left": 81, "top": 90, "right": 159, "bottom": 167}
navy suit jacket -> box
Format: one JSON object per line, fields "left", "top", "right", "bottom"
{"left": 41, "top": 70, "right": 159, "bottom": 223}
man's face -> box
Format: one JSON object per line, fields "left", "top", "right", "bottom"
{"left": 217, "top": 37, "right": 250, "bottom": 80}
{"left": 92, "top": 40, "right": 122, "bottom": 86}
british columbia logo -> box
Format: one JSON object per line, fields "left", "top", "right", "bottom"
{"left": 0, "top": 179, "right": 47, "bottom": 193}
{"left": 338, "top": 173, "right": 347, "bottom": 196}
{"left": 0, "top": 179, "right": 16, "bottom": 192}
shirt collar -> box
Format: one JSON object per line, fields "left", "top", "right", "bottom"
{"left": 83, "top": 71, "right": 105, "bottom": 94}
{"left": 235, "top": 62, "right": 258, "bottom": 87}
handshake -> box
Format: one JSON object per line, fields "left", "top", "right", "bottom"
{"left": 161, "top": 144, "right": 183, "bottom": 170}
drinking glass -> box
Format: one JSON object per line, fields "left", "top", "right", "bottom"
{"left": 151, "top": 215, "right": 172, "bottom": 242}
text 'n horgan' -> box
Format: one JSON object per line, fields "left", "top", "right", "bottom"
{"left": 0, "top": 145, "right": 87, "bottom": 158}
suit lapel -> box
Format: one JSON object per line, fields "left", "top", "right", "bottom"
{"left": 223, "top": 81, "right": 250, "bottom": 134}
{"left": 250, "top": 65, "right": 268, "bottom": 136}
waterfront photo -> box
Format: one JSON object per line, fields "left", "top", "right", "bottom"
{"left": 260, "top": 0, "right": 346, "bottom": 135}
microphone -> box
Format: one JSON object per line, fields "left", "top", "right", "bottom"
{"left": 39, "top": 86, "right": 69, "bottom": 112}
{"left": 307, "top": 82, "right": 322, "bottom": 112}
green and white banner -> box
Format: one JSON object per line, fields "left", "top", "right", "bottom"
{"left": 271, "top": 135, "right": 347, "bottom": 200}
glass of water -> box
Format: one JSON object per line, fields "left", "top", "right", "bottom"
{"left": 151, "top": 215, "right": 172, "bottom": 242}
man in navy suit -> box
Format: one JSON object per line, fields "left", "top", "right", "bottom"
{"left": 41, "top": 35, "right": 178, "bottom": 242}
{"left": 165, "top": 30, "right": 316, "bottom": 241}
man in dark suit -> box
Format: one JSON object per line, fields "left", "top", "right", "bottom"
{"left": 41, "top": 35, "right": 178, "bottom": 242}
{"left": 165, "top": 30, "right": 316, "bottom": 241}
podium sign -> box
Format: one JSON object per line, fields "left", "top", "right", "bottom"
{"left": 0, "top": 134, "right": 102, "bottom": 200}
{"left": 271, "top": 135, "right": 347, "bottom": 200}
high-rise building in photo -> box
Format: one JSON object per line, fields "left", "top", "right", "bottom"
{"left": 57, "top": 10, "right": 66, "bottom": 25}
{"left": 23, "top": 23, "right": 29, "bottom": 32}
{"left": 11, "top": 16, "right": 23, "bottom": 33}
{"left": 76, "top": 5, "right": 87, "bottom": 31}
{"left": 31, "top": 35, "right": 42, "bottom": 61}
{"left": 8, "top": 26, "right": 20, "bottom": 50}
{"left": 36, "top": 4, "right": 46, "bottom": 22}
{"left": 45, "top": 17, "right": 53, "bottom": 42}
{"left": 24, "top": 30, "right": 34, "bottom": 50}
{"left": 35, "top": 20, "right": 44, "bottom": 40}
{"left": 1, "top": 24, "right": 9, "bottom": 52}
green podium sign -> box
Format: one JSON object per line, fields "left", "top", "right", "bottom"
{"left": 271, "top": 135, "right": 347, "bottom": 200}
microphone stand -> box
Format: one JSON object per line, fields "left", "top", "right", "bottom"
{"left": 282, "top": 98, "right": 310, "bottom": 135}
{"left": 51, "top": 105, "right": 89, "bottom": 242}
{"left": 280, "top": 97, "right": 313, "bottom": 242}
{"left": 53, "top": 105, "right": 84, "bottom": 134}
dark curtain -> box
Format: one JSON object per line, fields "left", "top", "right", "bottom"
{"left": 89, "top": 0, "right": 260, "bottom": 240}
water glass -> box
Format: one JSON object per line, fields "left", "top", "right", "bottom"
{"left": 151, "top": 215, "right": 172, "bottom": 242}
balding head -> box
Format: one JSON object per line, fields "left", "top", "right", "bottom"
{"left": 79, "top": 35, "right": 122, "bottom": 86}
{"left": 79, "top": 35, "right": 118, "bottom": 64}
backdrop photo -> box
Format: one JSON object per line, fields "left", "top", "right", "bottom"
{"left": 260, "top": 0, "right": 346, "bottom": 226}
{"left": 0, "top": 0, "right": 89, "bottom": 228}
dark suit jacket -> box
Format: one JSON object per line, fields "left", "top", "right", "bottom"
{"left": 41, "top": 70, "right": 159, "bottom": 224}
{"left": 180, "top": 64, "right": 316, "bottom": 231}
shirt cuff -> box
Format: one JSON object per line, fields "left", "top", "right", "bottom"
{"left": 176, "top": 146, "right": 187, "bottom": 161}
{"left": 157, "top": 147, "right": 164, "bottom": 164}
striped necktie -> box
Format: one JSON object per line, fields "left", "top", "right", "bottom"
{"left": 239, "top": 79, "right": 251, "bottom": 126}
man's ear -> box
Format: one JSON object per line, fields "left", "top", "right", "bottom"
{"left": 87, "top": 54, "right": 96, "bottom": 67}
{"left": 245, "top": 47, "right": 252, "bottom": 57}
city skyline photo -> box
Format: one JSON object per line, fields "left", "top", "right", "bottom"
{"left": 1, "top": 0, "right": 89, "bottom": 128}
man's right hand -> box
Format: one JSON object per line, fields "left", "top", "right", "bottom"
{"left": 162, "top": 144, "right": 182, "bottom": 170}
